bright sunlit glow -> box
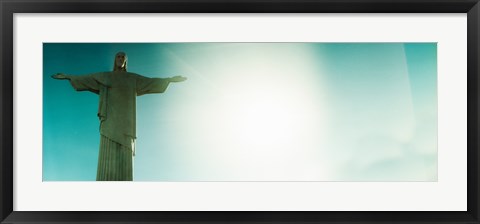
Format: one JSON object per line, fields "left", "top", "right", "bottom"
{"left": 166, "top": 44, "right": 330, "bottom": 180}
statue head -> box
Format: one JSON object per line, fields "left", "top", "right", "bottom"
{"left": 113, "top": 52, "right": 127, "bottom": 71}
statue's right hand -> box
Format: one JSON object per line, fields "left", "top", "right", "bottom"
{"left": 51, "top": 73, "right": 68, "bottom": 80}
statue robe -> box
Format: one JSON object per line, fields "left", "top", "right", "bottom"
{"left": 68, "top": 71, "right": 170, "bottom": 181}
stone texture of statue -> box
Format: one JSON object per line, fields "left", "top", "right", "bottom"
{"left": 52, "top": 52, "right": 186, "bottom": 181}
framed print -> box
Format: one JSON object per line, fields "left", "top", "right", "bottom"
{"left": 1, "top": 0, "right": 479, "bottom": 223}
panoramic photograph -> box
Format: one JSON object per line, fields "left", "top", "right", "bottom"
{"left": 43, "top": 43, "right": 437, "bottom": 181}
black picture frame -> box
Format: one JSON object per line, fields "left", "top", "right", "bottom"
{"left": 1, "top": 0, "right": 479, "bottom": 223}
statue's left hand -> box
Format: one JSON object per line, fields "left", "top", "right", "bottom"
{"left": 51, "top": 73, "right": 69, "bottom": 80}
{"left": 169, "top": 76, "right": 187, "bottom": 82}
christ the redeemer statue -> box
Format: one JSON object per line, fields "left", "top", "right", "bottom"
{"left": 52, "top": 52, "right": 186, "bottom": 181}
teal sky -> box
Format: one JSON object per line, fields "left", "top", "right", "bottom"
{"left": 43, "top": 43, "right": 437, "bottom": 181}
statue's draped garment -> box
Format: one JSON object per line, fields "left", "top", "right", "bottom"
{"left": 68, "top": 71, "right": 170, "bottom": 181}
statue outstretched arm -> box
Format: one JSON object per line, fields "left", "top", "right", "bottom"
{"left": 136, "top": 75, "right": 187, "bottom": 96}
{"left": 52, "top": 72, "right": 103, "bottom": 94}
